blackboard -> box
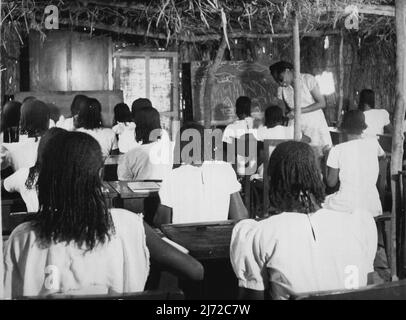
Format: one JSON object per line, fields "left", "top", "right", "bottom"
{"left": 14, "top": 90, "right": 123, "bottom": 127}
{"left": 191, "top": 61, "right": 281, "bottom": 125}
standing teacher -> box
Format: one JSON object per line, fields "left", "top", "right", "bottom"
{"left": 269, "top": 61, "right": 332, "bottom": 156}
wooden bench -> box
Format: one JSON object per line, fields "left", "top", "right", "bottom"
{"left": 160, "top": 220, "right": 239, "bottom": 299}
{"left": 295, "top": 279, "right": 406, "bottom": 300}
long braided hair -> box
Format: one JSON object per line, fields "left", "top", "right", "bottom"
{"left": 33, "top": 131, "right": 114, "bottom": 250}
{"left": 268, "top": 141, "right": 325, "bottom": 214}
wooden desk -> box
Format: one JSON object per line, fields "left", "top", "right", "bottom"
{"left": 103, "top": 154, "right": 124, "bottom": 181}
{"left": 102, "top": 181, "right": 119, "bottom": 208}
{"left": 106, "top": 181, "right": 160, "bottom": 224}
{"left": 160, "top": 220, "right": 239, "bottom": 299}
{"left": 160, "top": 220, "right": 237, "bottom": 260}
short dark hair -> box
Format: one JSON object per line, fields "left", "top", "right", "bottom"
{"left": 134, "top": 106, "right": 161, "bottom": 144}
{"left": 264, "top": 105, "right": 284, "bottom": 128}
{"left": 235, "top": 96, "right": 251, "bottom": 119}
{"left": 70, "top": 94, "right": 88, "bottom": 116}
{"left": 268, "top": 141, "right": 325, "bottom": 214}
{"left": 340, "top": 110, "right": 367, "bottom": 135}
{"left": 359, "top": 89, "right": 375, "bottom": 110}
{"left": 1, "top": 101, "right": 22, "bottom": 138}
{"left": 20, "top": 99, "right": 50, "bottom": 139}
{"left": 77, "top": 98, "right": 103, "bottom": 129}
{"left": 269, "top": 61, "right": 293, "bottom": 79}
{"left": 33, "top": 131, "right": 114, "bottom": 251}
{"left": 113, "top": 103, "right": 132, "bottom": 125}
{"left": 131, "top": 98, "right": 152, "bottom": 118}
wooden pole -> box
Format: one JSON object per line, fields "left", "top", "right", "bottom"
{"left": 292, "top": 11, "right": 301, "bottom": 140}
{"left": 337, "top": 30, "right": 344, "bottom": 126}
{"left": 203, "top": 37, "right": 227, "bottom": 128}
{"left": 390, "top": 0, "right": 406, "bottom": 281}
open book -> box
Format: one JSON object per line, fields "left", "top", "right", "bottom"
{"left": 127, "top": 182, "right": 161, "bottom": 193}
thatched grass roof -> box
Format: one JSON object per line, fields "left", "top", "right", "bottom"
{"left": 1, "top": 0, "right": 396, "bottom": 50}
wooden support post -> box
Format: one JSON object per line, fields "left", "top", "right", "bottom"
{"left": 203, "top": 37, "right": 227, "bottom": 128}
{"left": 292, "top": 11, "right": 301, "bottom": 140}
{"left": 337, "top": 30, "right": 344, "bottom": 126}
{"left": 390, "top": 0, "right": 406, "bottom": 280}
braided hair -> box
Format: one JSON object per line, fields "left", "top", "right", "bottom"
{"left": 268, "top": 141, "right": 325, "bottom": 214}
{"left": 33, "top": 131, "right": 114, "bottom": 250}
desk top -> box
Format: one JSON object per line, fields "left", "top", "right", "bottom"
{"left": 104, "top": 154, "right": 124, "bottom": 166}
{"left": 107, "top": 181, "right": 160, "bottom": 199}
{"left": 160, "top": 220, "right": 237, "bottom": 260}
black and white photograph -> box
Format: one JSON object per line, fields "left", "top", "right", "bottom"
{"left": 0, "top": 0, "right": 405, "bottom": 307}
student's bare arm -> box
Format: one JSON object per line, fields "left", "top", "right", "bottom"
{"left": 228, "top": 192, "right": 249, "bottom": 220}
{"left": 144, "top": 222, "right": 204, "bottom": 281}
{"left": 326, "top": 166, "right": 339, "bottom": 188}
{"left": 302, "top": 86, "right": 326, "bottom": 114}
{"left": 153, "top": 204, "right": 172, "bottom": 227}
{"left": 238, "top": 287, "right": 264, "bottom": 300}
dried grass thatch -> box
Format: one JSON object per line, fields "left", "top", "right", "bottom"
{"left": 0, "top": 0, "right": 396, "bottom": 51}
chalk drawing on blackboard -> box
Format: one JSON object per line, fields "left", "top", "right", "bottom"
{"left": 214, "top": 96, "right": 235, "bottom": 121}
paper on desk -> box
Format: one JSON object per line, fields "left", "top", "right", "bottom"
{"left": 162, "top": 237, "right": 189, "bottom": 254}
{"left": 127, "top": 182, "right": 161, "bottom": 193}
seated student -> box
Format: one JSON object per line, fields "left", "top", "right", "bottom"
{"left": 252, "top": 105, "right": 309, "bottom": 181}
{"left": 22, "top": 96, "right": 56, "bottom": 129}
{"left": 131, "top": 98, "right": 171, "bottom": 144}
{"left": 359, "top": 89, "right": 392, "bottom": 138}
{"left": 131, "top": 98, "right": 152, "bottom": 118}
{"left": 1, "top": 99, "right": 50, "bottom": 172}
{"left": 117, "top": 106, "right": 173, "bottom": 181}
{"left": 323, "top": 110, "right": 385, "bottom": 217}
{"left": 230, "top": 141, "right": 377, "bottom": 300}
{"left": 56, "top": 94, "right": 88, "bottom": 131}
{"left": 3, "top": 128, "right": 66, "bottom": 212}
{"left": 112, "top": 103, "right": 137, "bottom": 153}
{"left": 154, "top": 122, "right": 249, "bottom": 226}
{"left": 222, "top": 96, "right": 257, "bottom": 144}
{"left": 3, "top": 131, "right": 203, "bottom": 298}
{"left": 1, "top": 100, "right": 22, "bottom": 143}
{"left": 76, "top": 98, "right": 118, "bottom": 159}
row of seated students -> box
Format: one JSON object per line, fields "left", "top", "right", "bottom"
{"left": 0, "top": 94, "right": 397, "bottom": 299}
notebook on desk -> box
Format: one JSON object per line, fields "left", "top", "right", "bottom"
{"left": 127, "top": 182, "right": 161, "bottom": 193}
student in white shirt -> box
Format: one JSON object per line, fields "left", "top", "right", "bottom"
{"left": 112, "top": 103, "right": 138, "bottom": 153}
{"left": 56, "top": 94, "right": 88, "bottom": 131}
{"left": 269, "top": 61, "right": 332, "bottom": 156}
{"left": 1, "top": 100, "right": 21, "bottom": 143}
{"left": 154, "top": 122, "right": 248, "bottom": 226}
{"left": 230, "top": 141, "right": 377, "bottom": 300}
{"left": 222, "top": 96, "right": 256, "bottom": 144}
{"left": 118, "top": 106, "right": 173, "bottom": 181}
{"left": 252, "top": 106, "right": 309, "bottom": 181}
{"left": 1, "top": 99, "right": 51, "bottom": 172}
{"left": 76, "top": 98, "right": 118, "bottom": 159}
{"left": 324, "top": 110, "right": 385, "bottom": 217}
{"left": 3, "top": 131, "right": 203, "bottom": 298}
{"left": 358, "top": 89, "right": 392, "bottom": 138}
{"left": 3, "top": 127, "right": 66, "bottom": 212}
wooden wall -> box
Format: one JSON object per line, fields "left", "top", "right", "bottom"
{"left": 29, "top": 31, "right": 112, "bottom": 91}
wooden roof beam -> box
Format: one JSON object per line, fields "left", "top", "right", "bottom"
{"left": 60, "top": 18, "right": 339, "bottom": 41}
